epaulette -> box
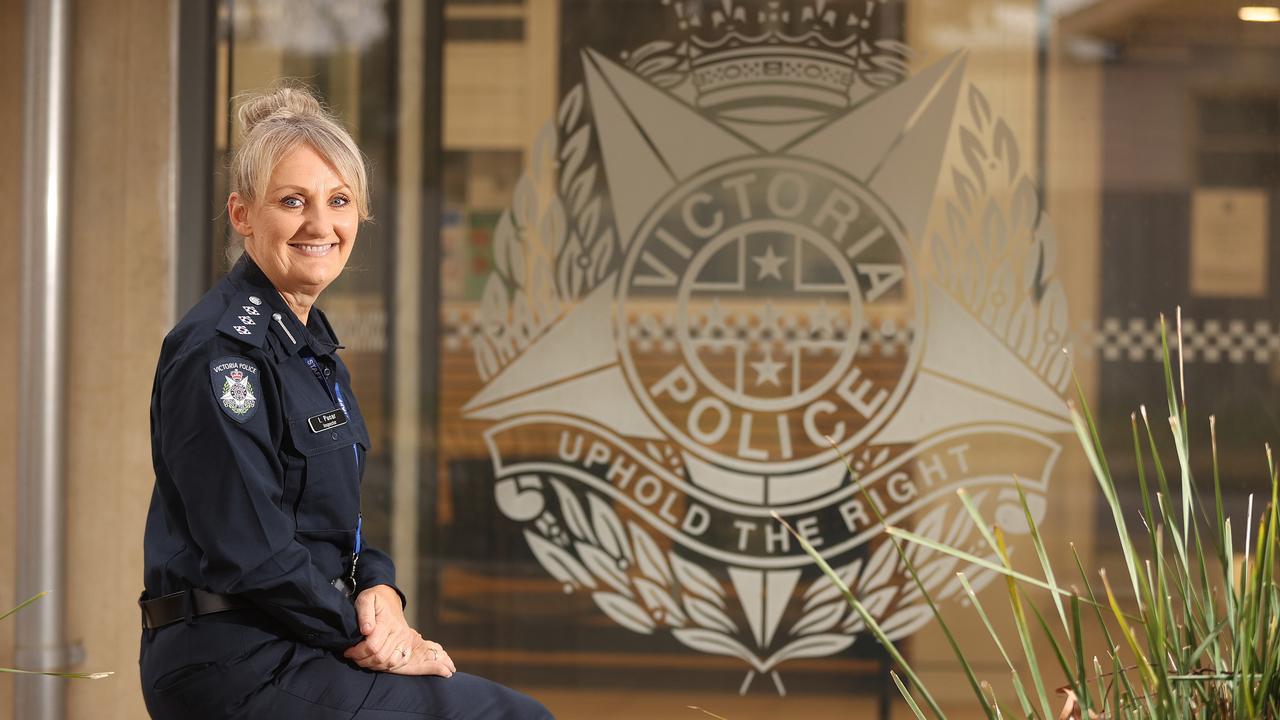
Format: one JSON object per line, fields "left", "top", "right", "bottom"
{"left": 215, "top": 293, "right": 271, "bottom": 348}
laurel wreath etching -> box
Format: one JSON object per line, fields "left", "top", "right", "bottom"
{"left": 473, "top": 80, "right": 617, "bottom": 382}
{"left": 925, "top": 83, "right": 1072, "bottom": 393}
{"left": 504, "top": 473, "right": 1009, "bottom": 670}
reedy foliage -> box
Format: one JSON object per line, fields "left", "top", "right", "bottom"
{"left": 0, "top": 592, "right": 113, "bottom": 680}
{"left": 780, "top": 311, "right": 1280, "bottom": 719}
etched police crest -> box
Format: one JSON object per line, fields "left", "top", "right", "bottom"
{"left": 464, "top": 0, "right": 1072, "bottom": 694}
{"left": 212, "top": 357, "right": 260, "bottom": 423}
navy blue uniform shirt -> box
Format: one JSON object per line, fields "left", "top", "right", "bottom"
{"left": 142, "top": 254, "right": 401, "bottom": 651}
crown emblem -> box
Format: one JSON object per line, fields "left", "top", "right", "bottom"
{"left": 229, "top": 370, "right": 244, "bottom": 382}
{"left": 665, "top": 0, "right": 896, "bottom": 119}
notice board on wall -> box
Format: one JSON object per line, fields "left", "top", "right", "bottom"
{"left": 1191, "top": 188, "right": 1269, "bottom": 298}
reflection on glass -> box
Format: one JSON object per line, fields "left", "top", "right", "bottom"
{"left": 210, "top": 0, "right": 1280, "bottom": 716}
{"left": 224, "top": 0, "right": 399, "bottom": 563}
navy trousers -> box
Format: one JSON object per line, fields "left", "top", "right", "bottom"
{"left": 140, "top": 612, "right": 552, "bottom": 720}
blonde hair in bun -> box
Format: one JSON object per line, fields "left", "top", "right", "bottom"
{"left": 229, "top": 82, "right": 370, "bottom": 221}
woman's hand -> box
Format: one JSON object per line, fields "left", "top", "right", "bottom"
{"left": 346, "top": 632, "right": 456, "bottom": 677}
{"left": 342, "top": 585, "right": 455, "bottom": 677}
{"left": 387, "top": 635, "right": 457, "bottom": 677}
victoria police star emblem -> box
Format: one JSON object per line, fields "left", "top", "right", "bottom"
{"left": 212, "top": 357, "right": 260, "bottom": 423}
{"left": 465, "top": 0, "right": 1074, "bottom": 695}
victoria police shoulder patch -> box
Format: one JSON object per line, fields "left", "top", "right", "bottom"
{"left": 210, "top": 356, "right": 261, "bottom": 423}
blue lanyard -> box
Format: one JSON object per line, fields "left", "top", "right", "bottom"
{"left": 332, "top": 382, "right": 359, "bottom": 468}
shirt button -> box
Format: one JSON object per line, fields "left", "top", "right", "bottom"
{"left": 331, "top": 432, "right": 340, "bottom": 440}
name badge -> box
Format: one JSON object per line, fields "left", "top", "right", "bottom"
{"left": 308, "top": 408, "right": 348, "bottom": 433}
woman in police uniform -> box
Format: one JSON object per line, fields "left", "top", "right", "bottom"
{"left": 139, "top": 85, "right": 552, "bottom": 719}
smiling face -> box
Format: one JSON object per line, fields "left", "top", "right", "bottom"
{"left": 228, "top": 143, "right": 359, "bottom": 307}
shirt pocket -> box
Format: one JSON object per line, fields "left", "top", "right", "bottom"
{"left": 285, "top": 414, "right": 367, "bottom": 532}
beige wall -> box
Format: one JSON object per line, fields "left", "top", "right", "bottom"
{"left": 63, "top": 0, "right": 175, "bottom": 717}
{"left": 0, "top": 0, "right": 24, "bottom": 710}
{"left": 1, "top": 1, "right": 174, "bottom": 718}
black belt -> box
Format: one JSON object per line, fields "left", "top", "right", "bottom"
{"left": 139, "top": 589, "right": 254, "bottom": 630}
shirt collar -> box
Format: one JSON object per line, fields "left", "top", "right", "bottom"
{"left": 228, "top": 254, "right": 343, "bottom": 357}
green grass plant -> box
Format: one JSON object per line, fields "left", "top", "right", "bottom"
{"left": 778, "top": 311, "right": 1280, "bottom": 719}
{"left": 0, "top": 592, "right": 112, "bottom": 680}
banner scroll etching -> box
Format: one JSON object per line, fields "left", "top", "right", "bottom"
{"left": 463, "top": 0, "right": 1073, "bottom": 695}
